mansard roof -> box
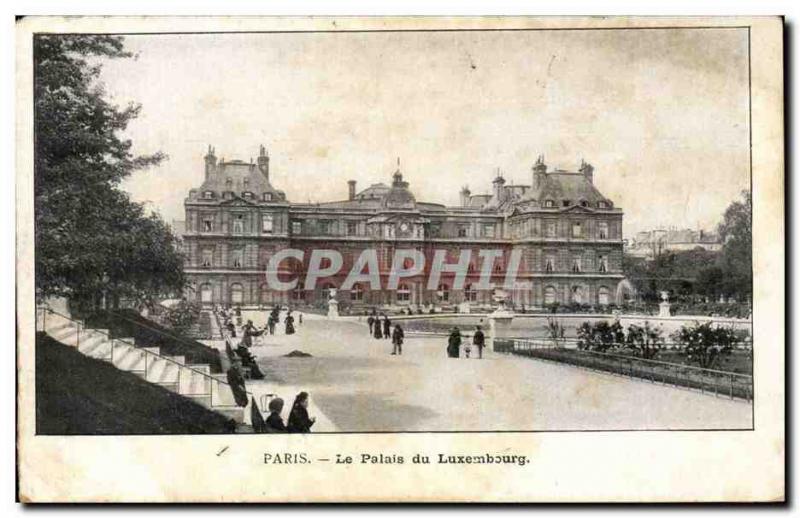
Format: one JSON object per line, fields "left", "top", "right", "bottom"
{"left": 198, "top": 160, "right": 285, "bottom": 199}
{"left": 528, "top": 171, "right": 610, "bottom": 206}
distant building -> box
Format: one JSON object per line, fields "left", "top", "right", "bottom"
{"left": 626, "top": 228, "right": 722, "bottom": 259}
{"left": 177, "top": 147, "right": 628, "bottom": 309}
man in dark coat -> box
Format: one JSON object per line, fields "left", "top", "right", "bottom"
{"left": 447, "top": 327, "right": 462, "bottom": 358}
{"left": 382, "top": 315, "right": 391, "bottom": 339}
{"left": 367, "top": 315, "right": 375, "bottom": 334}
{"left": 284, "top": 312, "right": 296, "bottom": 335}
{"left": 391, "top": 324, "right": 404, "bottom": 355}
{"left": 473, "top": 325, "right": 486, "bottom": 359}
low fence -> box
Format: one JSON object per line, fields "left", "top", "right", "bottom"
{"left": 505, "top": 339, "right": 753, "bottom": 401}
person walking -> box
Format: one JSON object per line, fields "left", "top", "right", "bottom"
{"left": 391, "top": 324, "right": 404, "bottom": 355}
{"left": 367, "top": 314, "right": 375, "bottom": 335}
{"left": 287, "top": 392, "right": 316, "bottom": 433}
{"left": 473, "top": 325, "right": 486, "bottom": 359}
{"left": 447, "top": 327, "right": 462, "bottom": 358}
{"left": 382, "top": 314, "right": 391, "bottom": 340}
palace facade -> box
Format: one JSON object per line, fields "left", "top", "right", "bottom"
{"left": 179, "top": 146, "right": 627, "bottom": 310}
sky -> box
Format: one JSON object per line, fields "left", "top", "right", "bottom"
{"left": 100, "top": 28, "right": 750, "bottom": 237}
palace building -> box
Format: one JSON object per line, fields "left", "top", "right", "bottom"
{"left": 179, "top": 146, "right": 628, "bottom": 310}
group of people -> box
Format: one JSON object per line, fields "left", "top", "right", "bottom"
{"left": 366, "top": 312, "right": 405, "bottom": 355}
{"left": 255, "top": 391, "right": 316, "bottom": 434}
{"left": 447, "top": 326, "right": 486, "bottom": 359}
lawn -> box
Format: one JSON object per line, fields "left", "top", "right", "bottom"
{"left": 36, "top": 333, "right": 234, "bottom": 435}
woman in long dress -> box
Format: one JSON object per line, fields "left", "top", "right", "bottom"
{"left": 287, "top": 392, "right": 315, "bottom": 433}
{"left": 284, "top": 312, "right": 296, "bottom": 335}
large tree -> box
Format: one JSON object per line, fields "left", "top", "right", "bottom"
{"left": 717, "top": 190, "right": 753, "bottom": 301}
{"left": 34, "top": 35, "right": 185, "bottom": 308}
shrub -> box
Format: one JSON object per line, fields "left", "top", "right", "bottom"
{"left": 545, "top": 317, "right": 566, "bottom": 347}
{"left": 625, "top": 321, "right": 664, "bottom": 360}
{"left": 673, "top": 321, "right": 739, "bottom": 369}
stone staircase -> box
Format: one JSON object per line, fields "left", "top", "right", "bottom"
{"left": 37, "top": 308, "right": 247, "bottom": 424}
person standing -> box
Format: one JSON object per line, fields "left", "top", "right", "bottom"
{"left": 267, "top": 314, "right": 276, "bottom": 335}
{"left": 447, "top": 327, "right": 462, "bottom": 358}
{"left": 382, "top": 314, "right": 391, "bottom": 340}
{"left": 473, "top": 325, "right": 486, "bottom": 359}
{"left": 287, "top": 392, "right": 316, "bottom": 433}
{"left": 373, "top": 315, "right": 383, "bottom": 339}
{"left": 391, "top": 324, "right": 404, "bottom": 355}
{"left": 284, "top": 312, "right": 296, "bottom": 335}
{"left": 367, "top": 314, "right": 375, "bottom": 335}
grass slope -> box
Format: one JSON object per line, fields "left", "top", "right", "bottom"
{"left": 36, "top": 333, "right": 234, "bottom": 435}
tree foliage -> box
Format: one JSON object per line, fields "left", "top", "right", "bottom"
{"left": 624, "top": 191, "right": 752, "bottom": 306}
{"left": 624, "top": 321, "right": 664, "bottom": 360}
{"left": 34, "top": 35, "right": 184, "bottom": 308}
{"left": 576, "top": 320, "right": 625, "bottom": 352}
{"left": 673, "top": 322, "right": 739, "bottom": 370}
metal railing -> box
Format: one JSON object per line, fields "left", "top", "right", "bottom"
{"left": 36, "top": 306, "right": 252, "bottom": 411}
{"left": 510, "top": 339, "right": 753, "bottom": 401}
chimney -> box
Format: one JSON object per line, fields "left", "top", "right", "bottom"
{"left": 579, "top": 158, "right": 594, "bottom": 184}
{"left": 348, "top": 180, "right": 357, "bottom": 201}
{"left": 204, "top": 145, "right": 217, "bottom": 180}
{"left": 460, "top": 185, "right": 471, "bottom": 207}
{"left": 532, "top": 154, "right": 546, "bottom": 190}
{"left": 492, "top": 171, "right": 506, "bottom": 201}
{"left": 257, "top": 144, "right": 270, "bottom": 182}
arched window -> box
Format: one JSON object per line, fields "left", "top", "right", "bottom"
{"left": 571, "top": 285, "right": 584, "bottom": 304}
{"left": 351, "top": 283, "right": 364, "bottom": 302}
{"left": 465, "top": 283, "right": 477, "bottom": 302}
{"left": 544, "top": 286, "right": 557, "bottom": 305}
{"left": 397, "top": 284, "right": 410, "bottom": 302}
{"left": 437, "top": 284, "right": 450, "bottom": 302}
{"left": 598, "top": 286, "right": 610, "bottom": 306}
{"left": 230, "top": 283, "right": 244, "bottom": 305}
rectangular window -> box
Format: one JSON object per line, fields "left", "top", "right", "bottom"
{"left": 572, "top": 257, "right": 582, "bottom": 273}
{"left": 201, "top": 249, "right": 213, "bottom": 267}
{"left": 347, "top": 221, "right": 358, "bottom": 236}
{"left": 319, "top": 220, "right": 332, "bottom": 235}
{"left": 203, "top": 218, "right": 214, "bottom": 232}
{"left": 546, "top": 221, "right": 556, "bottom": 238}
{"left": 545, "top": 256, "right": 555, "bottom": 273}
{"left": 262, "top": 214, "right": 273, "bottom": 233}
{"left": 484, "top": 224, "right": 495, "bottom": 238}
{"left": 572, "top": 221, "right": 582, "bottom": 238}
{"left": 292, "top": 221, "right": 302, "bottom": 234}
{"left": 233, "top": 215, "right": 244, "bottom": 234}
{"left": 458, "top": 226, "right": 468, "bottom": 238}
{"left": 232, "top": 249, "right": 243, "bottom": 269}
{"left": 203, "top": 191, "right": 214, "bottom": 200}
{"left": 598, "top": 221, "right": 608, "bottom": 239}
{"left": 599, "top": 255, "right": 608, "bottom": 273}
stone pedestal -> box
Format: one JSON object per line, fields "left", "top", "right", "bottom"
{"left": 658, "top": 301, "right": 671, "bottom": 318}
{"left": 328, "top": 298, "right": 339, "bottom": 319}
{"left": 488, "top": 303, "right": 515, "bottom": 352}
